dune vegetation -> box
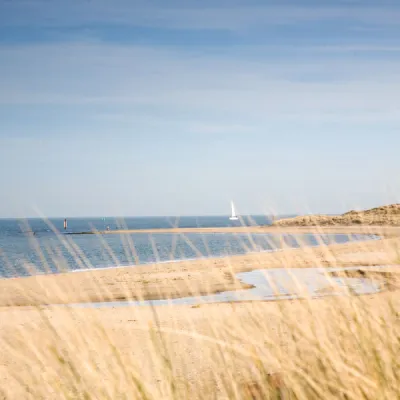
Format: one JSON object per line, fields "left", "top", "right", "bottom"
{"left": 273, "top": 204, "right": 400, "bottom": 227}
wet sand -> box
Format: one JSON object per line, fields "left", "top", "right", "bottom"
{"left": 329, "top": 267, "right": 400, "bottom": 291}
{"left": 1, "top": 226, "right": 400, "bottom": 306}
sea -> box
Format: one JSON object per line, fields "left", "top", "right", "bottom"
{"left": 0, "top": 216, "right": 375, "bottom": 278}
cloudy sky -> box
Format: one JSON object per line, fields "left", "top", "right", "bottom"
{"left": 1, "top": 0, "right": 399, "bottom": 217}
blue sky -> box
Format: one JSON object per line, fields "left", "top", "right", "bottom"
{"left": 1, "top": 0, "right": 400, "bottom": 217}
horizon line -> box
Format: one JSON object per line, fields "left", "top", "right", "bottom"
{"left": 0, "top": 213, "right": 303, "bottom": 220}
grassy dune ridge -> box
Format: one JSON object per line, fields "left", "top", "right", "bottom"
{"left": 273, "top": 204, "right": 400, "bottom": 227}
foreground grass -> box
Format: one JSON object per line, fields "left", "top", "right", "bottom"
{"left": 0, "top": 225, "right": 399, "bottom": 399}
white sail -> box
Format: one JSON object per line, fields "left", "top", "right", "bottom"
{"left": 229, "top": 201, "right": 239, "bottom": 220}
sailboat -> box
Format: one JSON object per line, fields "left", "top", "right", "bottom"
{"left": 229, "top": 201, "right": 239, "bottom": 221}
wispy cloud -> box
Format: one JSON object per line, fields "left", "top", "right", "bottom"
{"left": 1, "top": 1, "right": 400, "bottom": 131}
{"left": 1, "top": 42, "right": 399, "bottom": 126}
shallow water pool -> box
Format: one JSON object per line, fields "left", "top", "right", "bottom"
{"left": 69, "top": 266, "right": 387, "bottom": 308}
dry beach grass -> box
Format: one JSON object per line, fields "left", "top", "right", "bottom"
{"left": 1, "top": 217, "right": 400, "bottom": 399}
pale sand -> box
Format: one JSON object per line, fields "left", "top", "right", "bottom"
{"left": 1, "top": 291, "right": 399, "bottom": 398}
{"left": 1, "top": 226, "right": 400, "bottom": 306}
{"left": 0, "top": 302, "right": 296, "bottom": 397}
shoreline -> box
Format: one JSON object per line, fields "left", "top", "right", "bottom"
{"left": 0, "top": 226, "right": 399, "bottom": 307}
{"left": 65, "top": 225, "right": 400, "bottom": 236}
{"left": 1, "top": 229, "right": 380, "bottom": 280}
{"left": 69, "top": 234, "right": 377, "bottom": 274}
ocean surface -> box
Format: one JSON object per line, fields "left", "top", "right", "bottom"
{"left": 0, "top": 216, "right": 375, "bottom": 278}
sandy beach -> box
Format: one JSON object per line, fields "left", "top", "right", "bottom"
{"left": 1, "top": 225, "right": 400, "bottom": 398}
{"left": 1, "top": 225, "right": 400, "bottom": 307}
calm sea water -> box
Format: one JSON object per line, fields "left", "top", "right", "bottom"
{"left": 0, "top": 216, "right": 375, "bottom": 278}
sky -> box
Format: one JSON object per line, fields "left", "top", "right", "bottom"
{"left": 0, "top": 0, "right": 400, "bottom": 217}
